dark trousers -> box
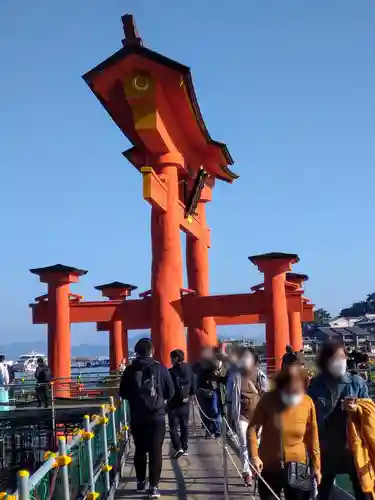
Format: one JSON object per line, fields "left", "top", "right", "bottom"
{"left": 258, "top": 470, "right": 310, "bottom": 500}
{"left": 319, "top": 454, "right": 370, "bottom": 500}
{"left": 131, "top": 419, "right": 165, "bottom": 487}
{"left": 168, "top": 404, "right": 189, "bottom": 451}
{"left": 36, "top": 385, "right": 49, "bottom": 407}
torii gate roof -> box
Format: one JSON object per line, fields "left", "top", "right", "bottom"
{"left": 82, "top": 15, "right": 237, "bottom": 182}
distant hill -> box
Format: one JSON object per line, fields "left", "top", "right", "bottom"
{"left": 0, "top": 330, "right": 261, "bottom": 360}
{"left": 0, "top": 332, "right": 151, "bottom": 359}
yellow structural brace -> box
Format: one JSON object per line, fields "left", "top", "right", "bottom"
{"left": 99, "top": 416, "right": 109, "bottom": 425}
{"left": 101, "top": 464, "right": 113, "bottom": 473}
{"left": 87, "top": 492, "right": 100, "bottom": 500}
{"left": 81, "top": 431, "right": 95, "bottom": 441}
{"left": 43, "top": 451, "right": 57, "bottom": 461}
{"left": 56, "top": 455, "right": 72, "bottom": 467}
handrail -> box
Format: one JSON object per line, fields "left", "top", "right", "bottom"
{"left": 6, "top": 396, "right": 130, "bottom": 500}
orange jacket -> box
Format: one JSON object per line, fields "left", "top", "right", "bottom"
{"left": 347, "top": 399, "right": 375, "bottom": 499}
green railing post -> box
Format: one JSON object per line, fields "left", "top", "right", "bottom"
{"left": 58, "top": 437, "right": 71, "bottom": 500}
{"left": 109, "top": 397, "right": 118, "bottom": 449}
{"left": 51, "top": 382, "right": 56, "bottom": 445}
{"left": 18, "top": 470, "right": 29, "bottom": 500}
{"left": 100, "top": 405, "right": 111, "bottom": 493}
{"left": 83, "top": 415, "right": 96, "bottom": 499}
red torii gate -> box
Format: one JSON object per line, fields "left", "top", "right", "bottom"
{"left": 28, "top": 14, "right": 315, "bottom": 391}
{"left": 29, "top": 255, "right": 313, "bottom": 380}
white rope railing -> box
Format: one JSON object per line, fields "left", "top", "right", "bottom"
{"left": 193, "top": 395, "right": 282, "bottom": 500}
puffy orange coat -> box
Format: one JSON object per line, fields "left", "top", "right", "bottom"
{"left": 347, "top": 399, "right": 375, "bottom": 499}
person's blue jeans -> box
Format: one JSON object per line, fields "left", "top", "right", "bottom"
{"left": 198, "top": 389, "right": 222, "bottom": 436}
{"left": 205, "top": 391, "right": 221, "bottom": 436}
{"left": 211, "top": 390, "right": 221, "bottom": 436}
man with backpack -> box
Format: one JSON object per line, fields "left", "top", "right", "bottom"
{"left": 119, "top": 338, "right": 174, "bottom": 499}
{"left": 168, "top": 349, "right": 195, "bottom": 459}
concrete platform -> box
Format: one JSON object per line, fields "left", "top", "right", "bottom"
{"left": 116, "top": 433, "right": 253, "bottom": 500}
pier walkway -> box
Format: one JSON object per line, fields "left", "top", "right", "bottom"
{"left": 2, "top": 377, "right": 361, "bottom": 500}
{"left": 117, "top": 432, "right": 247, "bottom": 500}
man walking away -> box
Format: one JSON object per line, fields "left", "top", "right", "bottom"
{"left": 120, "top": 339, "right": 174, "bottom": 499}
{"left": 0, "top": 355, "right": 10, "bottom": 412}
{"left": 35, "top": 357, "right": 52, "bottom": 408}
{"left": 281, "top": 345, "right": 298, "bottom": 369}
{"left": 168, "top": 349, "right": 195, "bottom": 459}
{"left": 7, "top": 363, "right": 15, "bottom": 384}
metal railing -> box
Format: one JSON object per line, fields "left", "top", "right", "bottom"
{"left": 3, "top": 373, "right": 123, "bottom": 407}
{"left": 1, "top": 397, "right": 129, "bottom": 500}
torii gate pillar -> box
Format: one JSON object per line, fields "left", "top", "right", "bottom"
{"left": 186, "top": 197, "right": 216, "bottom": 362}
{"left": 249, "top": 253, "right": 299, "bottom": 372}
{"left": 286, "top": 273, "right": 309, "bottom": 352}
{"left": 29, "top": 264, "right": 87, "bottom": 397}
{"left": 82, "top": 14, "right": 237, "bottom": 365}
{"left": 94, "top": 282, "right": 137, "bottom": 371}
{"left": 151, "top": 154, "right": 186, "bottom": 365}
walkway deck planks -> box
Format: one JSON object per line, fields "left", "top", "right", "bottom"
{"left": 116, "top": 433, "right": 252, "bottom": 500}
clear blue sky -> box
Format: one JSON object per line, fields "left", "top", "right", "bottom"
{"left": 1, "top": 0, "right": 374, "bottom": 346}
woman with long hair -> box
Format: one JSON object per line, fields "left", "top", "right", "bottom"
{"left": 231, "top": 347, "right": 267, "bottom": 486}
{"left": 249, "top": 364, "right": 321, "bottom": 500}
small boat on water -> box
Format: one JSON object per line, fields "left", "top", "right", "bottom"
{"left": 13, "top": 352, "right": 46, "bottom": 373}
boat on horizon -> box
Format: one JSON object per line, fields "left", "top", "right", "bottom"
{"left": 13, "top": 351, "right": 46, "bottom": 373}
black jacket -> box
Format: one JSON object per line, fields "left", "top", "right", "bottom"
{"left": 35, "top": 365, "right": 52, "bottom": 384}
{"left": 168, "top": 362, "right": 196, "bottom": 408}
{"left": 193, "top": 359, "right": 228, "bottom": 412}
{"left": 119, "top": 358, "right": 175, "bottom": 422}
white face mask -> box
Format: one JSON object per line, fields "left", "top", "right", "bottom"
{"left": 240, "top": 355, "right": 254, "bottom": 370}
{"left": 281, "top": 392, "right": 303, "bottom": 407}
{"left": 328, "top": 359, "right": 347, "bottom": 378}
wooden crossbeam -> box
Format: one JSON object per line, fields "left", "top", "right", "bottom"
{"left": 140, "top": 166, "right": 209, "bottom": 246}
{"left": 31, "top": 290, "right": 313, "bottom": 327}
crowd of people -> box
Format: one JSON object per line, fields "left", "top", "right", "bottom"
{"left": 120, "top": 338, "right": 374, "bottom": 500}
{"left": 0, "top": 338, "right": 373, "bottom": 500}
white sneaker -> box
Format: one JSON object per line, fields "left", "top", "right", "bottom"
{"left": 171, "top": 449, "right": 184, "bottom": 459}
{"left": 149, "top": 486, "right": 161, "bottom": 498}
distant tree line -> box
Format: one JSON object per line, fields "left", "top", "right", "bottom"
{"left": 311, "top": 292, "right": 375, "bottom": 325}
{"left": 339, "top": 293, "right": 375, "bottom": 318}
{"left": 313, "top": 308, "right": 332, "bottom": 324}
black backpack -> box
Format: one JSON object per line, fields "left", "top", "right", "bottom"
{"left": 134, "top": 362, "right": 164, "bottom": 413}
{"left": 171, "top": 368, "right": 191, "bottom": 404}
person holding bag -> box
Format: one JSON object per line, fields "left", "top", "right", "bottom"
{"left": 248, "top": 364, "right": 321, "bottom": 500}
{"left": 308, "top": 340, "right": 369, "bottom": 500}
